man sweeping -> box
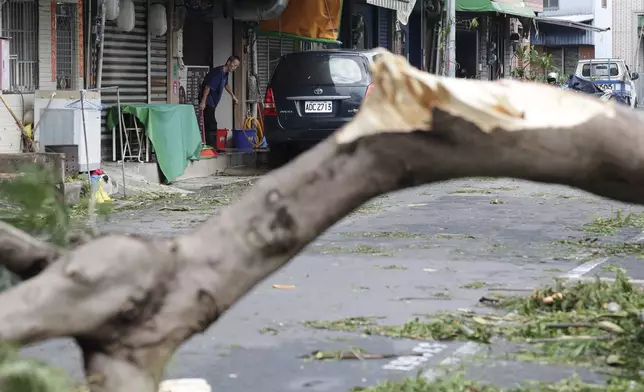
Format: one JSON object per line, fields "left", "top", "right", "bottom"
{"left": 199, "top": 55, "right": 241, "bottom": 146}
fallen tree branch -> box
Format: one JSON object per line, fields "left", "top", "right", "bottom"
{"left": 1, "top": 50, "right": 644, "bottom": 391}
{"left": 0, "top": 221, "right": 62, "bottom": 279}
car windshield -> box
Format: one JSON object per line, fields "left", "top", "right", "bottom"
{"left": 272, "top": 54, "right": 370, "bottom": 86}
{"left": 581, "top": 62, "right": 619, "bottom": 78}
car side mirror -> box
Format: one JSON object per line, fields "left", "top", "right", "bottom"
{"left": 632, "top": 72, "right": 639, "bottom": 80}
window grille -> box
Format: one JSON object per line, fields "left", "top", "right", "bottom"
{"left": 55, "top": 2, "right": 76, "bottom": 90}
{"left": 1, "top": 0, "right": 39, "bottom": 92}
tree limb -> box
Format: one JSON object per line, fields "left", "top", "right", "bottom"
{"left": 1, "top": 50, "right": 644, "bottom": 391}
{"left": 0, "top": 221, "right": 62, "bottom": 279}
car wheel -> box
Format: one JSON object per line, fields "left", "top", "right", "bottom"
{"left": 267, "top": 144, "right": 293, "bottom": 170}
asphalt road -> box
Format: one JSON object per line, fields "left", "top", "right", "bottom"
{"left": 20, "top": 177, "right": 644, "bottom": 391}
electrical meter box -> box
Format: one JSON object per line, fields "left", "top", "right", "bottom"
{"left": 0, "top": 38, "right": 10, "bottom": 91}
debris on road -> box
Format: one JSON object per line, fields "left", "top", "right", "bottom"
{"left": 354, "top": 372, "right": 636, "bottom": 391}
{"left": 272, "top": 284, "right": 296, "bottom": 290}
{"left": 304, "top": 347, "right": 402, "bottom": 361}
{"left": 306, "top": 269, "right": 644, "bottom": 388}
{"left": 258, "top": 327, "right": 280, "bottom": 335}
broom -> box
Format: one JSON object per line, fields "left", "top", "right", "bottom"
{"left": 199, "top": 110, "right": 217, "bottom": 158}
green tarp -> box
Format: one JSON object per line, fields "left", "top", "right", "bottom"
{"left": 106, "top": 104, "right": 202, "bottom": 184}
{"left": 457, "top": 0, "right": 536, "bottom": 18}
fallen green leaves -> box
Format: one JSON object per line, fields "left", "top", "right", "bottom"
{"left": 304, "top": 314, "right": 492, "bottom": 343}
{"left": 304, "top": 347, "right": 399, "bottom": 361}
{"left": 304, "top": 270, "right": 644, "bottom": 383}
{"left": 0, "top": 343, "right": 74, "bottom": 392}
{"left": 556, "top": 238, "right": 644, "bottom": 259}
{"left": 342, "top": 231, "right": 424, "bottom": 239}
{"left": 460, "top": 281, "right": 504, "bottom": 289}
{"left": 436, "top": 233, "right": 476, "bottom": 240}
{"left": 319, "top": 245, "right": 394, "bottom": 256}
{"left": 354, "top": 372, "right": 640, "bottom": 392}
{"left": 450, "top": 186, "right": 517, "bottom": 195}
{"left": 583, "top": 210, "right": 644, "bottom": 236}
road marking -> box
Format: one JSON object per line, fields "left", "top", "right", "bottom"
{"left": 382, "top": 342, "right": 448, "bottom": 372}
{"left": 561, "top": 257, "right": 608, "bottom": 279}
{"left": 570, "top": 276, "right": 644, "bottom": 285}
{"left": 633, "top": 230, "right": 644, "bottom": 242}
{"left": 422, "top": 341, "right": 483, "bottom": 381}
{"left": 413, "top": 258, "right": 608, "bottom": 378}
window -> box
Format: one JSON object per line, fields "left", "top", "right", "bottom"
{"left": 1, "top": 0, "right": 39, "bottom": 92}
{"left": 352, "top": 13, "right": 367, "bottom": 50}
{"left": 329, "top": 58, "right": 364, "bottom": 84}
{"left": 543, "top": 0, "right": 559, "bottom": 10}
{"left": 582, "top": 63, "right": 619, "bottom": 77}
{"left": 272, "top": 54, "right": 370, "bottom": 87}
{"left": 55, "top": 3, "right": 77, "bottom": 90}
{"left": 602, "top": 0, "right": 607, "bottom": 8}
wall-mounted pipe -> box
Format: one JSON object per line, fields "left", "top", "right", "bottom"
{"left": 96, "top": 0, "right": 107, "bottom": 88}
{"left": 232, "top": 0, "right": 289, "bottom": 21}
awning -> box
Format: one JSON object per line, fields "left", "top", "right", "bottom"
{"left": 366, "top": 0, "right": 418, "bottom": 25}
{"left": 457, "top": 0, "right": 536, "bottom": 18}
{"left": 534, "top": 17, "right": 609, "bottom": 32}
{"left": 259, "top": 0, "right": 343, "bottom": 43}
{"left": 545, "top": 14, "right": 593, "bottom": 23}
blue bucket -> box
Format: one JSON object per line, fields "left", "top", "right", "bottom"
{"left": 232, "top": 129, "right": 268, "bottom": 152}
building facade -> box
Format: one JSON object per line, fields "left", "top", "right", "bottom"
{"left": 0, "top": 0, "right": 86, "bottom": 153}
{"left": 612, "top": 0, "right": 641, "bottom": 67}
{"left": 0, "top": 0, "right": 425, "bottom": 159}
{"left": 531, "top": 0, "right": 612, "bottom": 78}
{"left": 452, "top": 0, "right": 542, "bottom": 81}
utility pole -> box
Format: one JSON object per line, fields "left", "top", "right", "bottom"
{"left": 445, "top": 0, "right": 456, "bottom": 77}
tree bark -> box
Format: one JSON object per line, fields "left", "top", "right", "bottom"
{"left": 0, "top": 221, "right": 61, "bottom": 279}
{"left": 1, "top": 50, "right": 643, "bottom": 391}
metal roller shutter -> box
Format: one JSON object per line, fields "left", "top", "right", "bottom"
{"left": 149, "top": 0, "right": 167, "bottom": 103}
{"left": 257, "top": 36, "right": 269, "bottom": 99}
{"left": 563, "top": 46, "right": 579, "bottom": 77}
{"left": 456, "top": 13, "right": 477, "bottom": 32}
{"left": 548, "top": 47, "right": 563, "bottom": 75}
{"left": 256, "top": 35, "right": 296, "bottom": 98}
{"left": 100, "top": 0, "right": 168, "bottom": 160}
{"left": 378, "top": 8, "right": 391, "bottom": 49}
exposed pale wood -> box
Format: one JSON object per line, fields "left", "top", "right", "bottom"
{"left": 1, "top": 51, "right": 642, "bottom": 392}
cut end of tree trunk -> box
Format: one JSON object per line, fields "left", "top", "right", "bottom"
{"left": 337, "top": 49, "right": 616, "bottom": 144}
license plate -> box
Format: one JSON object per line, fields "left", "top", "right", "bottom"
{"left": 304, "top": 101, "right": 332, "bottom": 113}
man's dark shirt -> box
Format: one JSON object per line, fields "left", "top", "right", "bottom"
{"left": 202, "top": 66, "right": 229, "bottom": 108}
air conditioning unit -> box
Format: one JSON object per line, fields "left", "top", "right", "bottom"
{"left": 33, "top": 90, "right": 102, "bottom": 173}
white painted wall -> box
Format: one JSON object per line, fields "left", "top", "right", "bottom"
{"left": 0, "top": 93, "right": 34, "bottom": 152}
{"left": 539, "top": 0, "right": 593, "bottom": 16}
{"left": 593, "top": 0, "right": 612, "bottom": 58}
{"left": 212, "top": 17, "right": 234, "bottom": 130}
{"left": 0, "top": 0, "right": 85, "bottom": 153}
{"left": 612, "top": 0, "right": 643, "bottom": 66}
{"left": 38, "top": 0, "right": 55, "bottom": 90}
{"left": 538, "top": 0, "right": 613, "bottom": 59}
